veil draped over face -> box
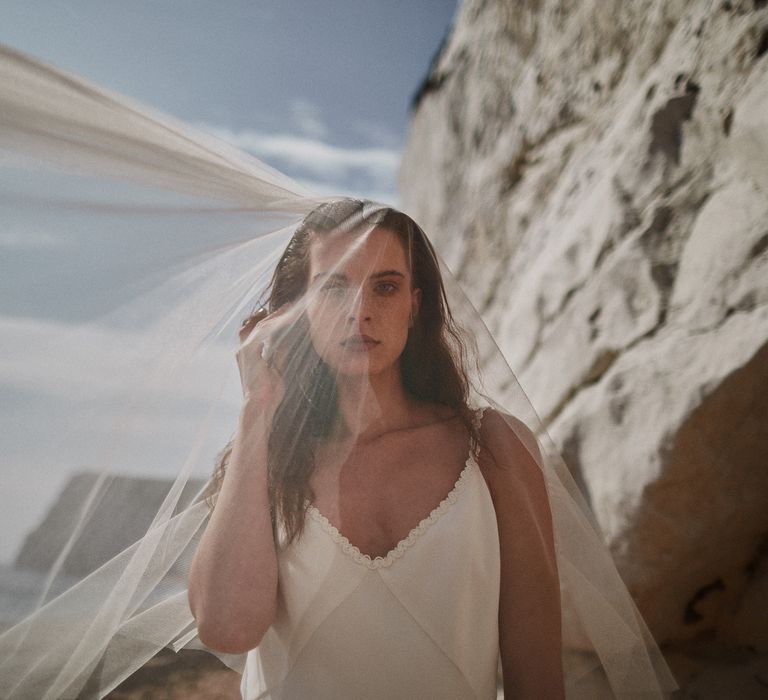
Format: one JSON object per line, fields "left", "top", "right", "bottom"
{"left": 0, "top": 44, "right": 678, "bottom": 699}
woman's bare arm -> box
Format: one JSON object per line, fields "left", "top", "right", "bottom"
{"left": 188, "top": 307, "right": 295, "bottom": 655}
{"left": 478, "top": 409, "right": 565, "bottom": 699}
{"left": 188, "top": 399, "right": 278, "bottom": 654}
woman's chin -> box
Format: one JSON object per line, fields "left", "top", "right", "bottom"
{"left": 324, "top": 355, "right": 393, "bottom": 379}
{"left": 331, "top": 359, "right": 374, "bottom": 378}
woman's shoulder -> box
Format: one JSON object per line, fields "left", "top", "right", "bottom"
{"left": 474, "top": 406, "right": 546, "bottom": 493}
{"left": 476, "top": 406, "right": 539, "bottom": 455}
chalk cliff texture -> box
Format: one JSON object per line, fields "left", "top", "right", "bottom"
{"left": 401, "top": 0, "right": 768, "bottom": 693}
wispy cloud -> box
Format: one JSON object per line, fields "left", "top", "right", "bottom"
{"left": 291, "top": 177, "right": 400, "bottom": 208}
{"left": 351, "top": 119, "right": 401, "bottom": 149}
{"left": 290, "top": 97, "right": 328, "bottom": 140}
{"left": 199, "top": 122, "right": 401, "bottom": 201}
{"left": 0, "top": 230, "right": 71, "bottom": 250}
{"left": 0, "top": 315, "right": 237, "bottom": 407}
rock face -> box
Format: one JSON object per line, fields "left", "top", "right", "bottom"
{"left": 401, "top": 0, "right": 768, "bottom": 693}
{"left": 16, "top": 472, "right": 205, "bottom": 578}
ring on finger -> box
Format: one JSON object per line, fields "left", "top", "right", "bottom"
{"left": 261, "top": 340, "right": 276, "bottom": 369}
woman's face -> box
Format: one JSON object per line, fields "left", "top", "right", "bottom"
{"left": 305, "top": 225, "right": 421, "bottom": 378}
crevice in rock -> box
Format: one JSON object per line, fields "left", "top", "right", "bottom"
{"left": 756, "top": 27, "right": 768, "bottom": 58}
{"left": 588, "top": 306, "right": 602, "bottom": 341}
{"left": 637, "top": 189, "right": 713, "bottom": 326}
{"left": 560, "top": 425, "right": 594, "bottom": 512}
{"left": 648, "top": 79, "right": 701, "bottom": 165}
{"left": 749, "top": 231, "right": 768, "bottom": 259}
{"left": 689, "top": 296, "right": 768, "bottom": 337}
{"left": 500, "top": 137, "right": 532, "bottom": 194}
{"left": 722, "top": 108, "right": 734, "bottom": 135}
{"left": 542, "top": 349, "right": 620, "bottom": 429}
{"left": 517, "top": 314, "right": 546, "bottom": 373}
{"left": 594, "top": 179, "right": 642, "bottom": 269}
{"left": 594, "top": 236, "right": 616, "bottom": 272}
{"left": 498, "top": 112, "right": 583, "bottom": 199}
{"left": 640, "top": 206, "right": 675, "bottom": 250}
{"left": 479, "top": 251, "right": 512, "bottom": 313}
{"left": 684, "top": 579, "right": 726, "bottom": 624}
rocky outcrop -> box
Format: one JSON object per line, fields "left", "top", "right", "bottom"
{"left": 106, "top": 649, "right": 240, "bottom": 700}
{"left": 402, "top": 0, "right": 768, "bottom": 693}
{"left": 16, "top": 472, "right": 205, "bottom": 578}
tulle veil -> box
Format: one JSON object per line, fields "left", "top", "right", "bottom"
{"left": 0, "top": 43, "right": 678, "bottom": 698}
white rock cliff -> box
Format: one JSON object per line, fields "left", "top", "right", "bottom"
{"left": 401, "top": 0, "right": 768, "bottom": 694}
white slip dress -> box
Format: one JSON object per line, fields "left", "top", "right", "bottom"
{"left": 240, "top": 406, "right": 501, "bottom": 700}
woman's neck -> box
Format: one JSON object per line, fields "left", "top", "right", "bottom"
{"left": 334, "top": 363, "right": 415, "bottom": 444}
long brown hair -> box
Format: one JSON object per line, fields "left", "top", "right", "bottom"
{"left": 206, "top": 199, "right": 481, "bottom": 545}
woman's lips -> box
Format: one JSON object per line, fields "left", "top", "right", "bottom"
{"left": 341, "top": 336, "right": 380, "bottom": 349}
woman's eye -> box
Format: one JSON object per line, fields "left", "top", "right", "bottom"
{"left": 375, "top": 282, "right": 397, "bottom": 294}
{"left": 321, "top": 282, "right": 346, "bottom": 294}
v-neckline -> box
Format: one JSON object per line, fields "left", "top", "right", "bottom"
{"left": 305, "top": 412, "right": 482, "bottom": 570}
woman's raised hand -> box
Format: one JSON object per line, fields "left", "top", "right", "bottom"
{"left": 236, "top": 303, "right": 296, "bottom": 409}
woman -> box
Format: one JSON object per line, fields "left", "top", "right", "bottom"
{"left": 0, "top": 45, "right": 677, "bottom": 699}
{"left": 188, "top": 199, "right": 564, "bottom": 698}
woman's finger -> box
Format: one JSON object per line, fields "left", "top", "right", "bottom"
{"left": 238, "top": 306, "right": 272, "bottom": 343}
{"left": 240, "top": 300, "right": 298, "bottom": 343}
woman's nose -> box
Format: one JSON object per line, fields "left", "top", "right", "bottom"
{"left": 346, "top": 288, "right": 371, "bottom": 320}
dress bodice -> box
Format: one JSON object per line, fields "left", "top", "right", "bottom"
{"left": 241, "top": 406, "right": 501, "bottom": 700}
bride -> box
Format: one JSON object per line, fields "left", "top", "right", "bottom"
{"left": 0, "top": 43, "right": 678, "bottom": 699}
{"left": 188, "top": 199, "right": 564, "bottom": 698}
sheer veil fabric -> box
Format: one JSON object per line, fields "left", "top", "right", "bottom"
{"left": 0, "top": 44, "right": 678, "bottom": 698}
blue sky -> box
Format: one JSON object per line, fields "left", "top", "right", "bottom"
{"left": 0, "top": 1, "right": 458, "bottom": 563}
{"left": 0, "top": 0, "right": 457, "bottom": 201}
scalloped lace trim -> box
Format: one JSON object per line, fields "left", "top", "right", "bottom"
{"left": 305, "top": 406, "right": 486, "bottom": 570}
